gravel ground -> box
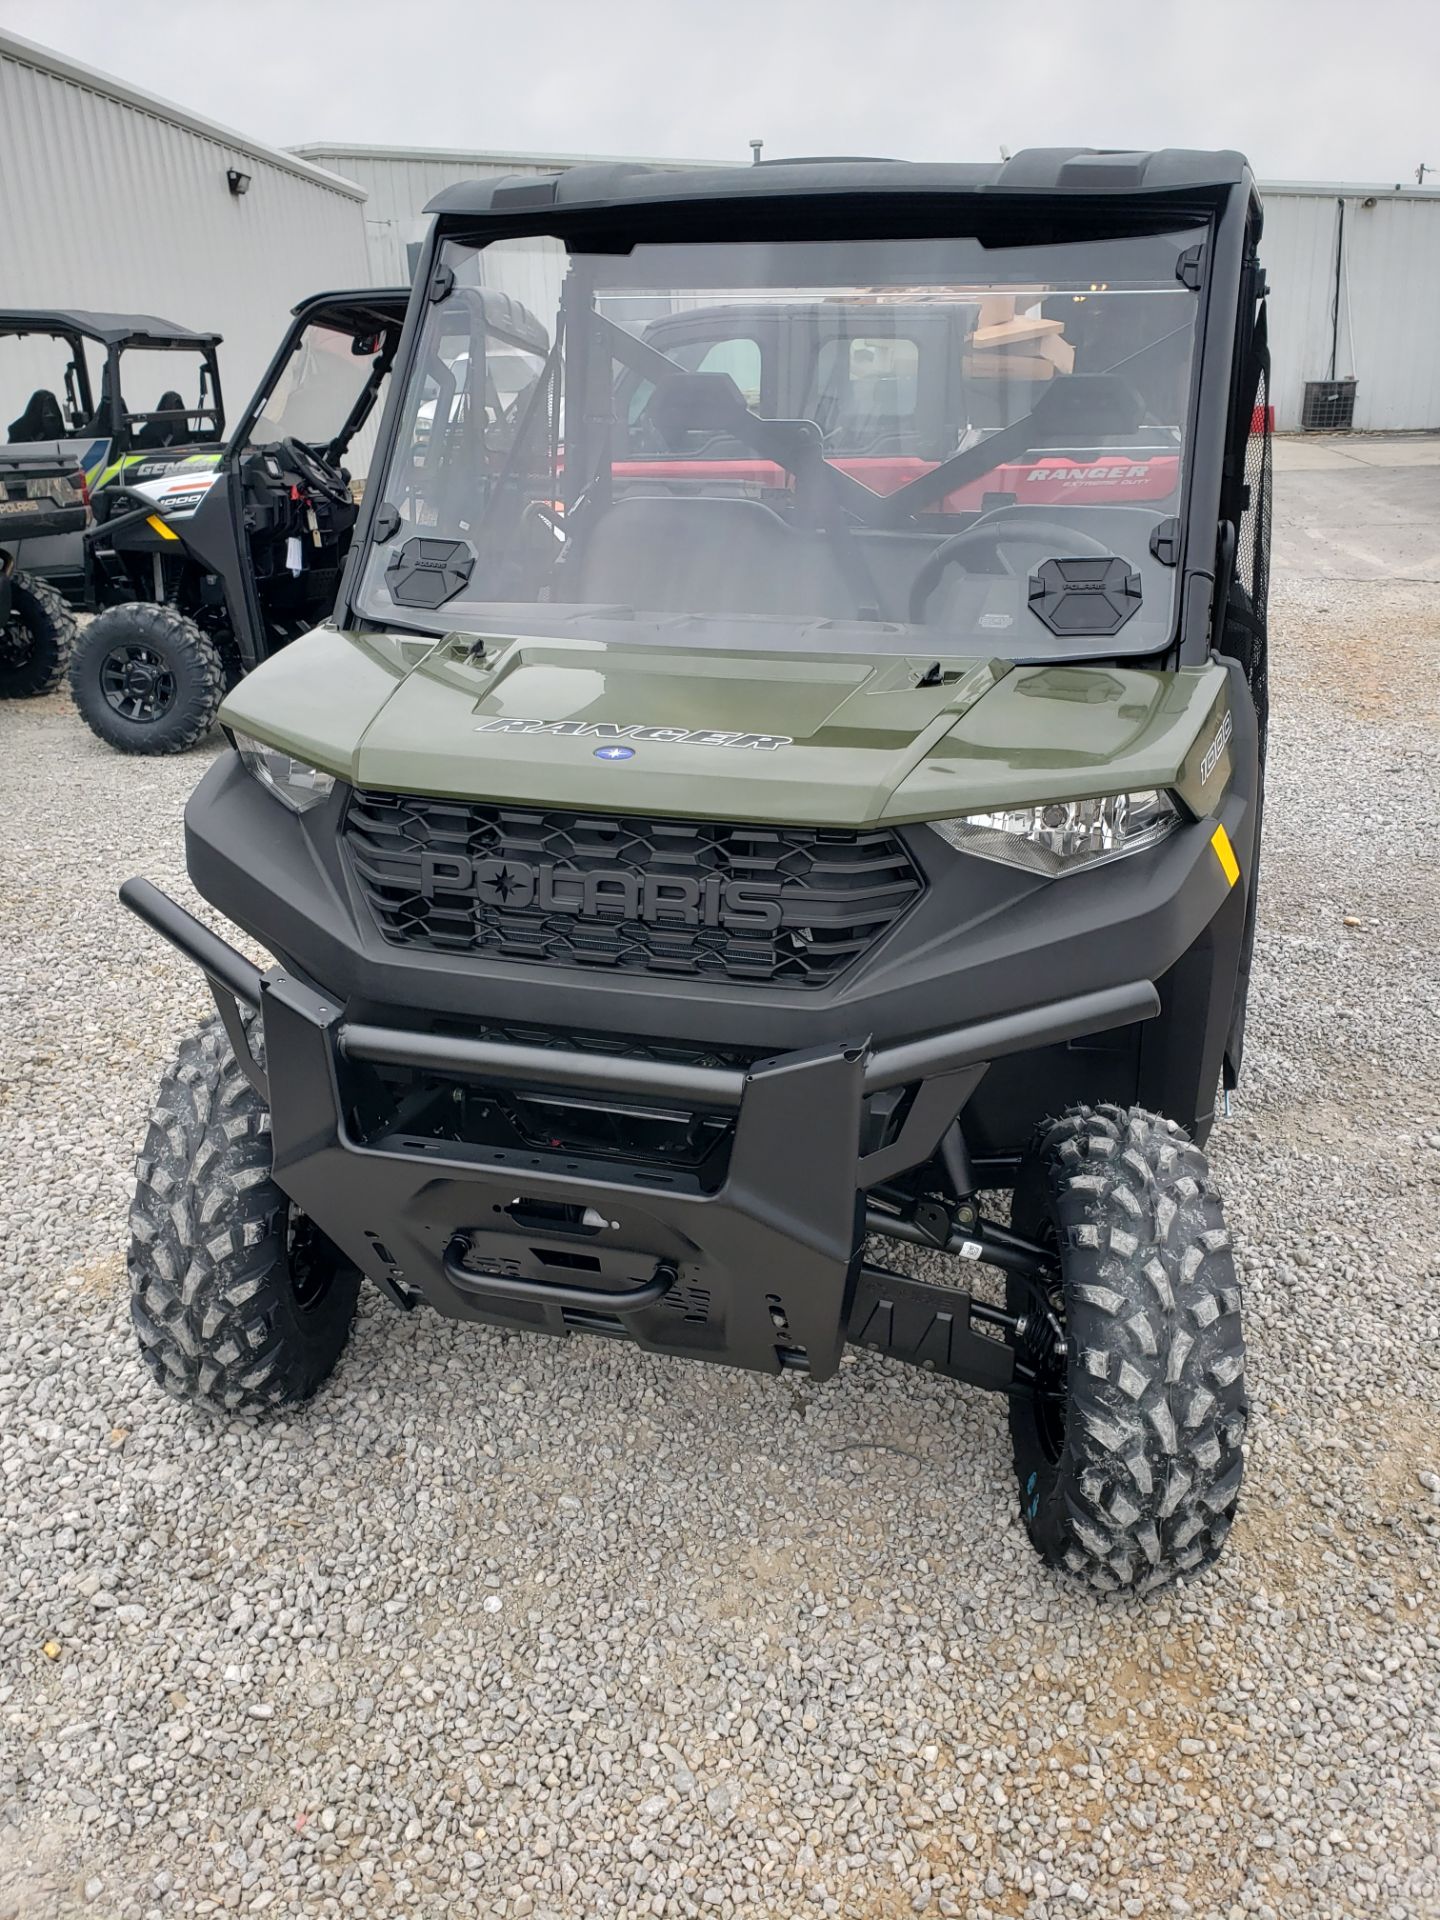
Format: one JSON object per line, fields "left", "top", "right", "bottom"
{"left": 1, "top": 492, "right": 1438, "bottom": 1918}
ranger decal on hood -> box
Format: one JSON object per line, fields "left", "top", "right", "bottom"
{"left": 474, "top": 719, "right": 794, "bottom": 751}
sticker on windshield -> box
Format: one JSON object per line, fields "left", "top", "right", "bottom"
{"left": 476, "top": 719, "right": 794, "bottom": 752}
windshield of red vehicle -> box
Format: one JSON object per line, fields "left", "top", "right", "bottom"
{"left": 357, "top": 225, "right": 1205, "bottom": 658}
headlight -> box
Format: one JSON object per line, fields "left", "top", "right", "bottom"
{"left": 930, "top": 790, "right": 1180, "bottom": 876}
{"left": 233, "top": 731, "right": 336, "bottom": 813}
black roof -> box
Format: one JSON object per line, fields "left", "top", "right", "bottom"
{"left": 427, "top": 148, "right": 1255, "bottom": 219}
{"left": 0, "top": 309, "right": 222, "bottom": 347}
{"left": 289, "top": 288, "right": 411, "bottom": 332}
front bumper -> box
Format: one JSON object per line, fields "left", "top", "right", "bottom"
{"left": 1, "top": 502, "right": 86, "bottom": 544}
{"left": 122, "top": 878, "right": 1157, "bottom": 1384}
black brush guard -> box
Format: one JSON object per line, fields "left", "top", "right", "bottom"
{"left": 121, "top": 878, "right": 1159, "bottom": 1388}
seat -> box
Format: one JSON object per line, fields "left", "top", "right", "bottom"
{"left": 641, "top": 370, "right": 749, "bottom": 453}
{"left": 1025, "top": 373, "right": 1145, "bottom": 447}
{"left": 571, "top": 495, "right": 853, "bottom": 619}
{"left": 7, "top": 389, "right": 66, "bottom": 443}
{"left": 136, "top": 391, "right": 188, "bottom": 450}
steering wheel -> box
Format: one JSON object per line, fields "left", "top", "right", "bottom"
{"left": 908, "top": 510, "right": 1116, "bottom": 625}
{"left": 280, "top": 437, "right": 351, "bottom": 507}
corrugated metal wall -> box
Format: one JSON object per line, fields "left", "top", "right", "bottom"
{"left": 1331, "top": 196, "right": 1440, "bottom": 430}
{"left": 0, "top": 34, "right": 372, "bottom": 412}
{"left": 298, "top": 155, "right": 1440, "bottom": 434}
{"left": 293, "top": 146, "right": 720, "bottom": 327}
{"left": 1256, "top": 192, "right": 1340, "bottom": 429}
{"left": 1261, "top": 187, "right": 1440, "bottom": 430}
{"left": 293, "top": 147, "right": 576, "bottom": 316}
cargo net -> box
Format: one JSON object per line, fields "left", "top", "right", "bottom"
{"left": 1224, "top": 307, "right": 1272, "bottom": 757}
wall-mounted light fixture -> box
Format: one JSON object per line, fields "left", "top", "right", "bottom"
{"left": 226, "top": 168, "right": 251, "bottom": 197}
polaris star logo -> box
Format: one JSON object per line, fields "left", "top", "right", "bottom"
{"left": 420, "top": 853, "right": 786, "bottom": 931}
{"left": 475, "top": 718, "right": 793, "bottom": 752}
{"left": 477, "top": 862, "right": 525, "bottom": 906}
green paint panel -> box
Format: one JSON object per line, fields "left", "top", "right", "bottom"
{"left": 353, "top": 638, "right": 1006, "bottom": 826}
{"left": 886, "top": 663, "right": 1231, "bottom": 821}
{"left": 224, "top": 625, "right": 1234, "bottom": 828}
{"left": 1172, "top": 683, "right": 1235, "bottom": 817}
{"left": 218, "top": 626, "right": 426, "bottom": 777}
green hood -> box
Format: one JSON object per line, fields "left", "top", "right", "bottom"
{"left": 220, "top": 626, "right": 1234, "bottom": 828}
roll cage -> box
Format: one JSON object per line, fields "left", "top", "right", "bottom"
{"left": 229, "top": 288, "right": 413, "bottom": 468}
{"left": 0, "top": 309, "right": 225, "bottom": 449}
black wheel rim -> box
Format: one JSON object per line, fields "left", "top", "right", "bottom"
{"left": 99, "top": 643, "right": 177, "bottom": 722}
{"left": 1, "top": 617, "right": 36, "bottom": 670}
{"left": 286, "top": 1209, "right": 336, "bottom": 1313}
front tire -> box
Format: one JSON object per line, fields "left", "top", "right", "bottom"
{"left": 69, "top": 601, "right": 225, "bottom": 753}
{"left": 1008, "top": 1103, "right": 1248, "bottom": 1594}
{"left": 0, "top": 569, "right": 75, "bottom": 698}
{"left": 129, "top": 1017, "right": 360, "bottom": 1415}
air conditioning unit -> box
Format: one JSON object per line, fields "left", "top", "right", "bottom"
{"left": 1301, "top": 377, "right": 1357, "bottom": 432}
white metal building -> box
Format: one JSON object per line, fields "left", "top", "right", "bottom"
{"left": 295, "top": 149, "right": 1440, "bottom": 434}
{"left": 291, "top": 143, "right": 721, "bottom": 327}
{"left": 293, "top": 144, "right": 716, "bottom": 284}
{"left": 1259, "top": 182, "right": 1440, "bottom": 431}
{"left": 5, "top": 39, "right": 1439, "bottom": 442}
{"left": 0, "top": 30, "right": 372, "bottom": 412}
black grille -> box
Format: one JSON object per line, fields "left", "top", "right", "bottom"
{"left": 345, "top": 792, "right": 924, "bottom": 986}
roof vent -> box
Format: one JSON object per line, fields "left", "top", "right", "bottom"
{"left": 752, "top": 154, "right": 900, "bottom": 166}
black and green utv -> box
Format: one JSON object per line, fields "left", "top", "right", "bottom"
{"left": 0, "top": 308, "right": 222, "bottom": 698}
{"left": 120, "top": 149, "right": 1271, "bottom": 1593}
{"left": 70, "top": 288, "right": 410, "bottom": 754}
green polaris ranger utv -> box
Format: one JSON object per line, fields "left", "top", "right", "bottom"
{"left": 120, "top": 149, "right": 1271, "bottom": 1593}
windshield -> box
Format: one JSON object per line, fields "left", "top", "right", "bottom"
{"left": 116, "top": 346, "right": 220, "bottom": 447}
{"left": 246, "top": 322, "right": 382, "bottom": 454}
{"left": 356, "top": 225, "right": 1205, "bottom": 659}
{"left": 2, "top": 333, "right": 94, "bottom": 443}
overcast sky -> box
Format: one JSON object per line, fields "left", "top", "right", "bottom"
{"left": 2, "top": 0, "right": 1437, "bottom": 185}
